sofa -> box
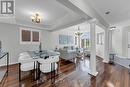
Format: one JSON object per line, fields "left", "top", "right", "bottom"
{"left": 59, "top": 46, "right": 77, "bottom": 61}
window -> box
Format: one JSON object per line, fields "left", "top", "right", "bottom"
{"left": 32, "top": 31, "right": 40, "bottom": 42}
{"left": 81, "top": 39, "right": 90, "bottom": 48}
{"left": 20, "top": 28, "right": 40, "bottom": 44}
{"left": 97, "top": 32, "right": 104, "bottom": 45}
{"left": 81, "top": 32, "right": 90, "bottom": 48}
{"left": 21, "top": 30, "right": 31, "bottom": 42}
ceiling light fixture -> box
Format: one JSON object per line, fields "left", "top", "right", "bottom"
{"left": 75, "top": 26, "right": 83, "bottom": 48}
{"left": 109, "top": 26, "right": 116, "bottom": 30}
{"left": 31, "top": 13, "right": 41, "bottom": 23}
{"left": 105, "top": 11, "right": 110, "bottom": 15}
{"left": 75, "top": 26, "right": 83, "bottom": 36}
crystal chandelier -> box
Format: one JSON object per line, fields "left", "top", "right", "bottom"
{"left": 75, "top": 26, "right": 82, "bottom": 48}
{"left": 31, "top": 13, "right": 41, "bottom": 23}
{"left": 75, "top": 26, "right": 83, "bottom": 36}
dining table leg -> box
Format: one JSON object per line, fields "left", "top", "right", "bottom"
{"left": 37, "top": 62, "right": 41, "bottom": 80}
{"left": 34, "top": 61, "right": 40, "bottom": 80}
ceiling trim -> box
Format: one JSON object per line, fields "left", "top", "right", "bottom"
{"left": 50, "top": 18, "right": 86, "bottom": 32}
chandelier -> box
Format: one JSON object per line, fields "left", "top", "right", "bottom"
{"left": 75, "top": 26, "right": 83, "bottom": 36}
{"left": 31, "top": 13, "right": 41, "bottom": 23}
{"left": 75, "top": 26, "right": 83, "bottom": 48}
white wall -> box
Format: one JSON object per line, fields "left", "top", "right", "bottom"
{"left": 0, "top": 21, "right": 106, "bottom": 65}
{"left": 0, "top": 22, "right": 52, "bottom": 65}
{"left": 50, "top": 22, "right": 90, "bottom": 49}
{"left": 51, "top": 23, "right": 105, "bottom": 59}
{"left": 111, "top": 26, "right": 130, "bottom": 57}
{"left": 50, "top": 28, "right": 77, "bottom": 49}
{"left": 122, "top": 26, "right": 130, "bottom": 57}
{"left": 110, "top": 26, "right": 130, "bottom": 68}
{"left": 96, "top": 25, "right": 104, "bottom": 58}
{"left": 112, "top": 28, "right": 123, "bottom": 56}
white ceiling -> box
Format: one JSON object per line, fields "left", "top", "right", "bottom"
{"left": 0, "top": 0, "right": 85, "bottom": 30}
{"left": 86, "top": 0, "right": 130, "bottom": 26}
{"left": 60, "top": 21, "right": 104, "bottom": 35}
{"left": 15, "top": 0, "right": 86, "bottom": 30}
{"left": 0, "top": 0, "right": 129, "bottom": 30}
{"left": 68, "top": 22, "right": 90, "bottom": 32}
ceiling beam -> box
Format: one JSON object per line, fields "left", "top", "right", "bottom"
{"left": 57, "top": 0, "right": 109, "bottom": 29}
{"left": 57, "top": 0, "right": 92, "bottom": 20}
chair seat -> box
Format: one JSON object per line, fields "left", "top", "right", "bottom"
{"left": 40, "top": 63, "right": 58, "bottom": 73}
{"left": 21, "top": 62, "right": 34, "bottom": 71}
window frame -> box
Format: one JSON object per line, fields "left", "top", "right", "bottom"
{"left": 20, "top": 27, "right": 41, "bottom": 44}
{"left": 32, "top": 30, "right": 41, "bottom": 43}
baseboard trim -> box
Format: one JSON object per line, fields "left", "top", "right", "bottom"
{"left": 0, "top": 62, "right": 19, "bottom": 67}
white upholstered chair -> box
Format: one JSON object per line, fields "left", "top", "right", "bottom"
{"left": 18, "top": 52, "right": 35, "bottom": 81}
{"left": 37, "top": 55, "right": 60, "bottom": 83}
{"left": 19, "top": 52, "right": 29, "bottom": 56}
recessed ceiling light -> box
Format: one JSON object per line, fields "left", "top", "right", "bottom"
{"left": 105, "top": 11, "right": 110, "bottom": 14}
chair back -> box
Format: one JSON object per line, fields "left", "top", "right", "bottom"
{"left": 18, "top": 54, "right": 34, "bottom": 64}
{"left": 38, "top": 55, "right": 59, "bottom": 64}
{"left": 19, "top": 52, "right": 29, "bottom": 56}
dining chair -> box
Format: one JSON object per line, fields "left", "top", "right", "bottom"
{"left": 19, "top": 52, "right": 30, "bottom": 56}
{"left": 18, "top": 53, "right": 35, "bottom": 81}
{"left": 37, "top": 55, "right": 60, "bottom": 83}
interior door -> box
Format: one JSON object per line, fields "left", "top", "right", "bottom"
{"left": 127, "top": 32, "right": 130, "bottom": 57}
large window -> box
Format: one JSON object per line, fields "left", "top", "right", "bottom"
{"left": 20, "top": 28, "right": 40, "bottom": 44}
{"left": 81, "top": 39, "right": 90, "bottom": 48}
{"left": 81, "top": 32, "right": 90, "bottom": 48}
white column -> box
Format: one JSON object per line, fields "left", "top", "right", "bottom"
{"left": 103, "top": 29, "right": 110, "bottom": 63}
{"left": 89, "top": 22, "right": 98, "bottom": 76}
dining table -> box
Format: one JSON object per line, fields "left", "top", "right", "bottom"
{"left": 27, "top": 50, "right": 60, "bottom": 80}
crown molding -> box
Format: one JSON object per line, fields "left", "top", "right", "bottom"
{"left": 50, "top": 18, "right": 86, "bottom": 32}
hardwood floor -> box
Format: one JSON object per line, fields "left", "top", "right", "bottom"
{"left": 1, "top": 57, "right": 130, "bottom": 87}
